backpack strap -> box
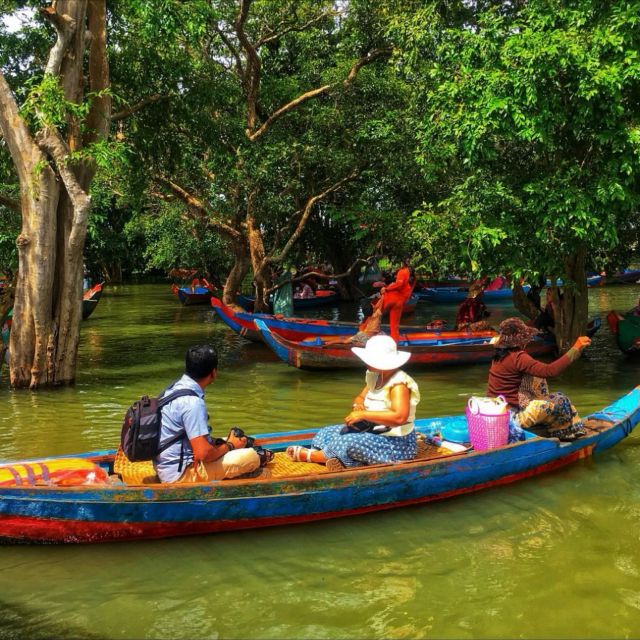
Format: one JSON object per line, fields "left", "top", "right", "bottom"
{"left": 157, "top": 388, "right": 200, "bottom": 456}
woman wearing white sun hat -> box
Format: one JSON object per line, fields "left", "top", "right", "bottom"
{"left": 286, "top": 335, "right": 421, "bottom": 470}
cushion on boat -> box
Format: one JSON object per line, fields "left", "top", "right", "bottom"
{"left": 113, "top": 448, "right": 159, "bottom": 485}
{"left": 0, "top": 458, "right": 109, "bottom": 487}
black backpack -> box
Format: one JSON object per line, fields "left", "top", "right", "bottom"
{"left": 121, "top": 387, "right": 199, "bottom": 462}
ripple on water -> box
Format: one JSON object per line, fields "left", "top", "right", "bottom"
{"left": 2, "top": 284, "right": 640, "bottom": 638}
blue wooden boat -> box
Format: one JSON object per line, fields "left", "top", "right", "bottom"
{"left": 613, "top": 269, "right": 640, "bottom": 284}
{"left": 256, "top": 318, "right": 601, "bottom": 370}
{"left": 416, "top": 286, "right": 529, "bottom": 304}
{"left": 172, "top": 279, "right": 217, "bottom": 306}
{"left": 0, "top": 386, "right": 637, "bottom": 543}
{"left": 545, "top": 275, "right": 604, "bottom": 287}
{"left": 211, "top": 297, "right": 460, "bottom": 343}
{"left": 254, "top": 319, "right": 556, "bottom": 369}
{"left": 236, "top": 290, "right": 341, "bottom": 312}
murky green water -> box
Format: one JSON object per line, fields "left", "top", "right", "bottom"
{"left": 1, "top": 283, "right": 640, "bottom": 639}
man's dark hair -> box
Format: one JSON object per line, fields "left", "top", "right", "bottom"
{"left": 185, "top": 344, "right": 218, "bottom": 380}
{"left": 361, "top": 300, "right": 374, "bottom": 318}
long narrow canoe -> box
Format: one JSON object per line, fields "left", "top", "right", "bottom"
{"left": 172, "top": 283, "right": 217, "bottom": 306}
{"left": 416, "top": 286, "right": 530, "bottom": 304}
{"left": 236, "top": 290, "right": 341, "bottom": 312}
{"left": 612, "top": 269, "right": 640, "bottom": 284}
{"left": 81, "top": 282, "right": 104, "bottom": 320}
{"left": 211, "top": 297, "right": 492, "bottom": 344}
{"left": 0, "top": 386, "right": 636, "bottom": 543}
{"left": 254, "top": 319, "right": 556, "bottom": 369}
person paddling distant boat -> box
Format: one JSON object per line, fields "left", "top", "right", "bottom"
{"left": 379, "top": 259, "right": 415, "bottom": 344}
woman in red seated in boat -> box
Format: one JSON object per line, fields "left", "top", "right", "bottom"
{"left": 380, "top": 259, "right": 415, "bottom": 343}
{"left": 454, "top": 282, "right": 491, "bottom": 331}
{"left": 286, "top": 336, "right": 421, "bottom": 470}
{"left": 488, "top": 317, "right": 591, "bottom": 441}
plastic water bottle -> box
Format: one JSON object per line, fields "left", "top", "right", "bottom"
{"left": 427, "top": 433, "right": 443, "bottom": 447}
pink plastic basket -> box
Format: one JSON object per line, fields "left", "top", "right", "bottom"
{"left": 465, "top": 406, "right": 509, "bottom": 451}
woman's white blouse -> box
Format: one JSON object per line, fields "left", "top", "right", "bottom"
{"left": 363, "top": 369, "right": 421, "bottom": 436}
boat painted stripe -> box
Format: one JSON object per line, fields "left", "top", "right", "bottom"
{"left": 23, "top": 464, "right": 36, "bottom": 485}
{"left": 6, "top": 466, "right": 22, "bottom": 486}
{"left": 0, "top": 447, "right": 593, "bottom": 543}
{"left": 40, "top": 463, "right": 50, "bottom": 483}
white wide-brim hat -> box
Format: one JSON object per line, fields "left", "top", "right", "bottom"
{"left": 351, "top": 335, "right": 411, "bottom": 370}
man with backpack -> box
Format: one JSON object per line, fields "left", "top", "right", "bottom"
{"left": 154, "top": 344, "right": 261, "bottom": 482}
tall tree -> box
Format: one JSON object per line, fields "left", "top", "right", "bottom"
{"left": 395, "top": 0, "right": 640, "bottom": 350}
{"left": 118, "top": 0, "right": 399, "bottom": 310}
{"left": 0, "top": 1, "right": 111, "bottom": 387}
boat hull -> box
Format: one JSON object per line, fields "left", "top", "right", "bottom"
{"left": 174, "top": 286, "right": 216, "bottom": 306}
{"left": 0, "top": 386, "right": 637, "bottom": 543}
{"left": 81, "top": 283, "right": 103, "bottom": 320}
{"left": 211, "top": 298, "right": 482, "bottom": 344}
{"left": 255, "top": 318, "right": 553, "bottom": 369}
{"left": 236, "top": 291, "right": 341, "bottom": 312}
{"left": 416, "top": 286, "right": 528, "bottom": 304}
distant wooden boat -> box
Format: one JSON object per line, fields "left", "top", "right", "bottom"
{"left": 607, "top": 311, "right": 640, "bottom": 355}
{"left": 402, "top": 294, "right": 418, "bottom": 315}
{"left": 612, "top": 269, "right": 640, "bottom": 284}
{"left": 256, "top": 317, "right": 601, "bottom": 370}
{"left": 254, "top": 319, "right": 555, "bottom": 369}
{"left": 416, "top": 286, "right": 529, "bottom": 304}
{"left": 81, "top": 283, "right": 104, "bottom": 320}
{"left": 0, "top": 386, "right": 635, "bottom": 543}
{"left": 545, "top": 275, "right": 604, "bottom": 287}
{"left": 172, "top": 279, "right": 217, "bottom": 306}
{"left": 236, "top": 289, "right": 341, "bottom": 312}
{"left": 367, "top": 293, "right": 418, "bottom": 317}
{"left": 211, "top": 297, "right": 464, "bottom": 343}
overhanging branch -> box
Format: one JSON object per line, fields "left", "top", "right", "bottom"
{"left": 266, "top": 170, "right": 358, "bottom": 267}
{"left": 256, "top": 10, "right": 336, "bottom": 48}
{"left": 0, "top": 194, "right": 20, "bottom": 214}
{"left": 265, "top": 258, "right": 369, "bottom": 296}
{"left": 154, "top": 176, "right": 242, "bottom": 241}
{"left": 112, "top": 94, "right": 167, "bottom": 121}
{"left": 247, "top": 48, "right": 392, "bottom": 141}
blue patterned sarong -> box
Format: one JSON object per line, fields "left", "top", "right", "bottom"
{"left": 311, "top": 424, "right": 417, "bottom": 468}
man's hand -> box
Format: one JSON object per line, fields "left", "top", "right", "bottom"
{"left": 227, "top": 432, "right": 248, "bottom": 449}
{"left": 573, "top": 336, "right": 592, "bottom": 351}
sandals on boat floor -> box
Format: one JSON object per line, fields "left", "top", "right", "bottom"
{"left": 287, "top": 445, "right": 315, "bottom": 462}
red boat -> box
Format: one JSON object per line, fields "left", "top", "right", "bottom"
{"left": 82, "top": 282, "right": 104, "bottom": 320}
{"left": 172, "top": 278, "right": 217, "bottom": 306}
{"left": 211, "top": 297, "right": 474, "bottom": 344}
{"left": 253, "top": 319, "right": 547, "bottom": 369}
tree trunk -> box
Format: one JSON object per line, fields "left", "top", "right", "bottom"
{"left": 554, "top": 249, "right": 589, "bottom": 353}
{"left": 246, "top": 214, "right": 272, "bottom": 312}
{"left": 0, "top": 0, "right": 110, "bottom": 388}
{"left": 512, "top": 281, "right": 541, "bottom": 321}
{"left": 222, "top": 238, "right": 250, "bottom": 306}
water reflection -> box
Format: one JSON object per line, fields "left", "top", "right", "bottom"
{"left": 1, "top": 283, "right": 640, "bottom": 638}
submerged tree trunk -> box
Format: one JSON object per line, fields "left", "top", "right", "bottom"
{"left": 512, "top": 281, "right": 540, "bottom": 321}
{"left": 0, "top": 0, "right": 110, "bottom": 388}
{"left": 554, "top": 249, "right": 589, "bottom": 353}
{"left": 222, "top": 238, "right": 250, "bottom": 306}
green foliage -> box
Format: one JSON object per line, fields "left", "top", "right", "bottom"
{"left": 126, "top": 204, "right": 232, "bottom": 280}
{"left": 395, "top": 0, "right": 640, "bottom": 279}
